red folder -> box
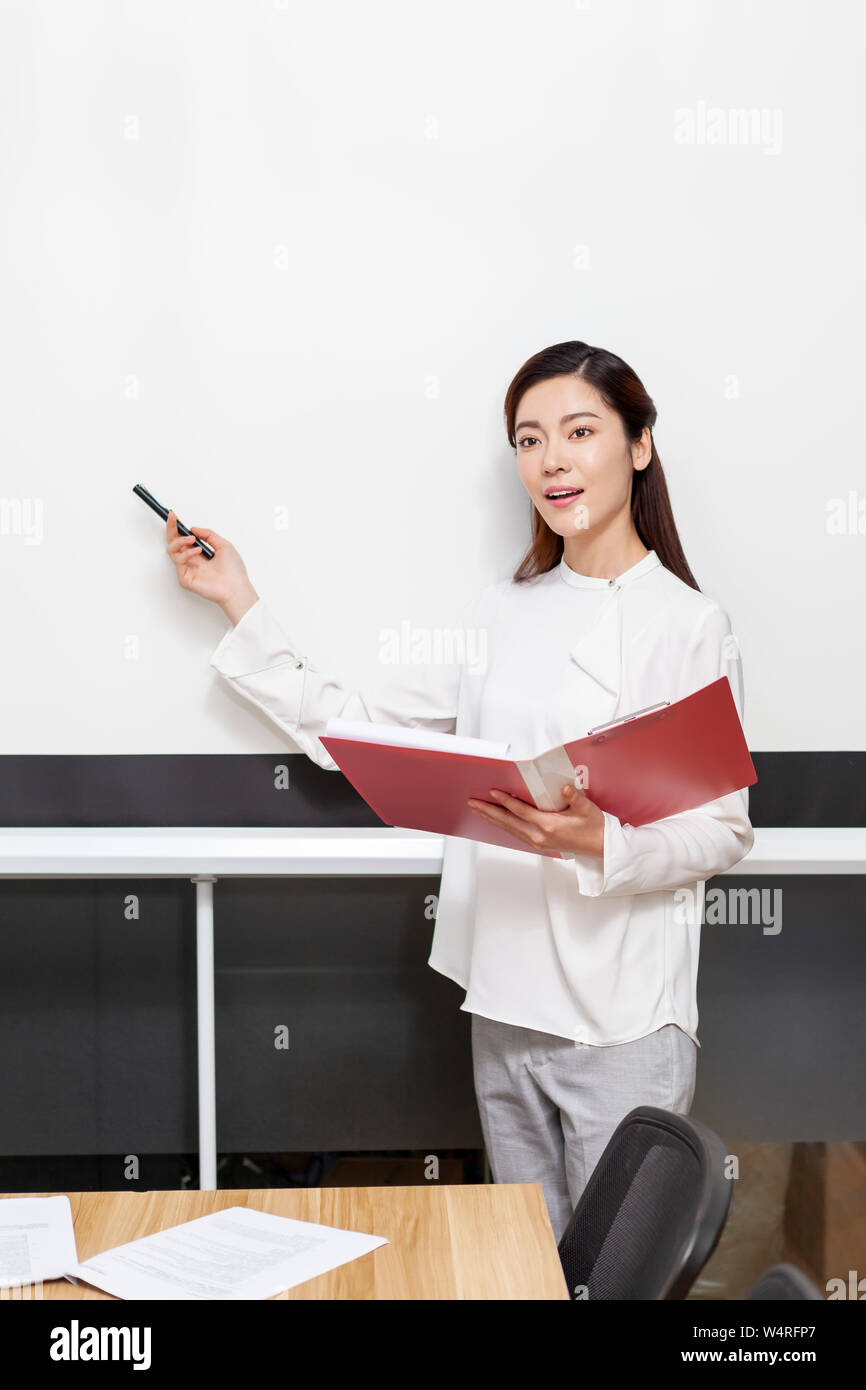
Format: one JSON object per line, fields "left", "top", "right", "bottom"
{"left": 320, "top": 676, "right": 757, "bottom": 858}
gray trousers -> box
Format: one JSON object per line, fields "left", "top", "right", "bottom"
{"left": 470, "top": 1013, "right": 698, "bottom": 1245}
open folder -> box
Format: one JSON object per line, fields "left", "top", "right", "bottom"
{"left": 320, "top": 675, "right": 757, "bottom": 859}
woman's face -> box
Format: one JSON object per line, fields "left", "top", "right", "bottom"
{"left": 514, "top": 374, "right": 650, "bottom": 540}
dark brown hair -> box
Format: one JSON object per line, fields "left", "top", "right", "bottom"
{"left": 504, "top": 340, "right": 700, "bottom": 590}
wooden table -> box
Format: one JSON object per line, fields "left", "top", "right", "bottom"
{"left": 12, "top": 1185, "right": 570, "bottom": 1300}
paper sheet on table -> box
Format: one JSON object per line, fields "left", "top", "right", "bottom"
{"left": 68, "top": 1205, "right": 388, "bottom": 1300}
{"left": 0, "top": 1195, "right": 79, "bottom": 1288}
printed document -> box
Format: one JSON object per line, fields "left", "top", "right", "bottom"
{"left": 69, "top": 1205, "right": 388, "bottom": 1300}
{"left": 0, "top": 1195, "right": 79, "bottom": 1288}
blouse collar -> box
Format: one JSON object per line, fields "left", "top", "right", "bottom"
{"left": 558, "top": 548, "right": 660, "bottom": 591}
{"left": 561, "top": 549, "right": 661, "bottom": 707}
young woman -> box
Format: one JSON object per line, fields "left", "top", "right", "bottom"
{"left": 167, "top": 339, "right": 754, "bottom": 1244}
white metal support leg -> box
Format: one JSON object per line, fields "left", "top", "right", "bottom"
{"left": 192, "top": 875, "right": 218, "bottom": 1190}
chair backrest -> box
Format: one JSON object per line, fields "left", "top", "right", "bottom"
{"left": 558, "top": 1105, "right": 732, "bottom": 1300}
{"left": 745, "top": 1263, "right": 825, "bottom": 1300}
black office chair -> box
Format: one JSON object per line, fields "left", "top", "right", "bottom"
{"left": 744, "top": 1263, "right": 825, "bottom": 1300}
{"left": 557, "top": 1105, "right": 732, "bottom": 1300}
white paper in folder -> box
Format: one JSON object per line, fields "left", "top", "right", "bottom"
{"left": 325, "top": 716, "right": 511, "bottom": 759}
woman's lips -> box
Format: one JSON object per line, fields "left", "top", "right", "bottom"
{"left": 545, "top": 488, "right": 584, "bottom": 508}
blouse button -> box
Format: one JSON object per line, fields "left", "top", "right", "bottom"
{"left": 295, "top": 659, "right": 305, "bottom": 669}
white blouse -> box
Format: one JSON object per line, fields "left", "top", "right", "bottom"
{"left": 209, "top": 549, "right": 754, "bottom": 1048}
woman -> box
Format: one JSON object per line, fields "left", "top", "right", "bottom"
{"left": 167, "top": 340, "right": 754, "bottom": 1244}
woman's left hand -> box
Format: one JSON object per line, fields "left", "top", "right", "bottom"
{"left": 467, "top": 784, "right": 606, "bottom": 858}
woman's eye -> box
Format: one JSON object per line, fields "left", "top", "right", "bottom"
{"left": 517, "top": 429, "right": 590, "bottom": 447}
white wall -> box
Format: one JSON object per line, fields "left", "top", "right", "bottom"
{"left": 2, "top": 0, "right": 863, "bottom": 754}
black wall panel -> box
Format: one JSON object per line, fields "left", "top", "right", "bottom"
{"left": 1, "top": 751, "right": 864, "bottom": 828}
{"left": 213, "top": 877, "right": 481, "bottom": 1151}
{"left": 693, "top": 874, "right": 866, "bottom": 1142}
{"left": 0, "top": 875, "right": 481, "bottom": 1155}
{"left": 0, "top": 880, "right": 197, "bottom": 1153}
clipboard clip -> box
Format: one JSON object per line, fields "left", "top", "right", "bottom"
{"left": 587, "top": 700, "right": 670, "bottom": 736}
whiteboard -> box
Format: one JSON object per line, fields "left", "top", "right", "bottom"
{"left": 1, "top": 0, "right": 863, "bottom": 755}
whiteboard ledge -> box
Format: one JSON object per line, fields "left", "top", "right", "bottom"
{"left": 0, "top": 826, "right": 864, "bottom": 876}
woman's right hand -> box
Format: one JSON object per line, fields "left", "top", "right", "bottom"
{"left": 166, "top": 511, "right": 259, "bottom": 625}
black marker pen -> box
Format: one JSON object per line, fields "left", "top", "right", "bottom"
{"left": 133, "top": 483, "right": 216, "bottom": 559}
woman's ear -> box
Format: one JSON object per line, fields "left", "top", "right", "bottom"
{"left": 632, "top": 426, "right": 653, "bottom": 472}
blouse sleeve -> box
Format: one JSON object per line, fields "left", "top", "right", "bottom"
{"left": 567, "top": 602, "right": 755, "bottom": 898}
{"left": 208, "top": 588, "right": 491, "bottom": 772}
